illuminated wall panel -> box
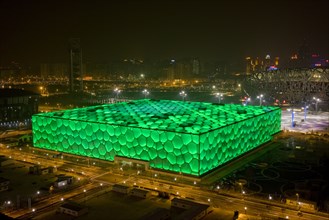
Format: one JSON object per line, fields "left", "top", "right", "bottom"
{"left": 32, "top": 99, "right": 281, "bottom": 176}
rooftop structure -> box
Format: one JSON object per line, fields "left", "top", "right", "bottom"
{"left": 32, "top": 99, "right": 281, "bottom": 176}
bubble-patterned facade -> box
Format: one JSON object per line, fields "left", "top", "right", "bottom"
{"left": 32, "top": 99, "right": 281, "bottom": 176}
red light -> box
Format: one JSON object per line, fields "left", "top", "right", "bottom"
{"left": 283, "top": 100, "right": 286, "bottom": 103}
{"left": 312, "top": 54, "right": 319, "bottom": 58}
{"left": 275, "top": 99, "right": 279, "bottom": 103}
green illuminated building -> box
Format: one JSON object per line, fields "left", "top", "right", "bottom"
{"left": 32, "top": 99, "right": 281, "bottom": 176}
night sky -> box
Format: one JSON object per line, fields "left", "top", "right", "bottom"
{"left": 0, "top": 0, "right": 328, "bottom": 66}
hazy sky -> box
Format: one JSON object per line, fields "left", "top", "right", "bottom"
{"left": 0, "top": 0, "right": 328, "bottom": 66}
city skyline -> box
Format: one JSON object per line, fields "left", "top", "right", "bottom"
{"left": 0, "top": 0, "right": 328, "bottom": 68}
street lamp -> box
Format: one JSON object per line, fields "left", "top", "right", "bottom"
{"left": 313, "top": 97, "right": 321, "bottom": 113}
{"left": 243, "top": 97, "right": 251, "bottom": 106}
{"left": 287, "top": 108, "right": 295, "bottom": 128}
{"left": 179, "top": 91, "right": 187, "bottom": 101}
{"left": 142, "top": 89, "right": 149, "bottom": 99}
{"left": 39, "top": 86, "right": 43, "bottom": 95}
{"left": 114, "top": 88, "right": 121, "bottom": 100}
{"left": 215, "top": 92, "right": 223, "bottom": 104}
{"left": 257, "top": 94, "right": 264, "bottom": 106}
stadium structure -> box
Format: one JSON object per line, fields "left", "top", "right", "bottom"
{"left": 32, "top": 99, "right": 281, "bottom": 176}
{"left": 245, "top": 67, "right": 329, "bottom": 108}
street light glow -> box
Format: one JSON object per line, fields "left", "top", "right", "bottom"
{"left": 215, "top": 92, "right": 223, "bottom": 104}
{"left": 257, "top": 94, "right": 264, "bottom": 106}
{"left": 114, "top": 88, "right": 121, "bottom": 99}
{"left": 142, "top": 89, "right": 149, "bottom": 98}
{"left": 313, "top": 97, "right": 321, "bottom": 113}
{"left": 179, "top": 91, "right": 187, "bottom": 101}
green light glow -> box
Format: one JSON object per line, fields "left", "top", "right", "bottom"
{"left": 32, "top": 99, "right": 281, "bottom": 176}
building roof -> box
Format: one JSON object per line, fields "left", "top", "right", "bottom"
{"left": 171, "top": 198, "right": 209, "bottom": 209}
{"left": 0, "top": 88, "right": 39, "bottom": 98}
{"left": 131, "top": 187, "right": 150, "bottom": 194}
{"left": 34, "top": 99, "right": 280, "bottom": 135}
{"left": 60, "top": 202, "right": 86, "bottom": 212}
{"left": 113, "top": 184, "right": 130, "bottom": 189}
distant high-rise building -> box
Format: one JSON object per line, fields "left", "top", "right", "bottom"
{"left": 245, "top": 55, "right": 279, "bottom": 73}
{"left": 40, "top": 63, "right": 68, "bottom": 78}
{"left": 69, "top": 38, "right": 83, "bottom": 93}
{"left": 192, "top": 58, "right": 200, "bottom": 76}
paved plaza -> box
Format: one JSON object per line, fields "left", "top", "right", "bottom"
{"left": 281, "top": 109, "right": 329, "bottom": 132}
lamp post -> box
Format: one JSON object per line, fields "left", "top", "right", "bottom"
{"left": 301, "top": 103, "right": 308, "bottom": 121}
{"left": 313, "top": 97, "right": 321, "bottom": 113}
{"left": 142, "top": 89, "right": 149, "bottom": 99}
{"left": 114, "top": 88, "right": 121, "bottom": 100}
{"left": 288, "top": 108, "right": 295, "bottom": 127}
{"left": 215, "top": 92, "right": 223, "bottom": 104}
{"left": 257, "top": 94, "right": 264, "bottom": 106}
{"left": 179, "top": 91, "right": 187, "bottom": 101}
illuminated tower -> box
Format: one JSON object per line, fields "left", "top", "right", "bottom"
{"left": 69, "top": 38, "right": 83, "bottom": 93}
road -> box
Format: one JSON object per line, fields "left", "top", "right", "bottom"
{"left": 1, "top": 139, "right": 329, "bottom": 220}
{"left": 95, "top": 172, "right": 329, "bottom": 220}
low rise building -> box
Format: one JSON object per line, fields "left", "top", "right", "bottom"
{"left": 58, "top": 202, "right": 88, "bottom": 217}
{"left": 171, "top": 198, "right": 212, "bottom": 220}
{"left": 54, "top": 179, "right": 68, "bottom": 188}
{"left": 54, "top": 176, "right": 73, "bottom": 188}
{"left": 130, "top": 188, "right": 151, "bottom": 199}
{"left": 112, "top": 184, "right": 130, "bottom": 194}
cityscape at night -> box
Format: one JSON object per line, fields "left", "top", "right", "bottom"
{"left": 0, "top": 0, "right": 329, "bottom": 219}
